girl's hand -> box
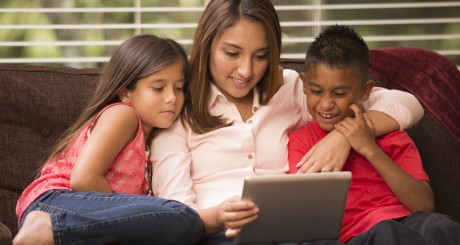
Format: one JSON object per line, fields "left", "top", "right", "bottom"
{"left": 295, "top": 130, "right": 351, "bottom": 173}
{"left": 217, "top": 196, "right": 259, "bottom": 237}
{"left": 334, "top": 104, "right": 378, "bottom": 158}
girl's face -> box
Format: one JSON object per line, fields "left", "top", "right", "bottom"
{"left": 124, "top": 59, "right": 185, "bottom": 136}
{"left": 209, "top": 18, "right": 269, "bottom": 103}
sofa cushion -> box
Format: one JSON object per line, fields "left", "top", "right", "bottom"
{"left": 0, "top": 65, "right": 100, "bottom": 234}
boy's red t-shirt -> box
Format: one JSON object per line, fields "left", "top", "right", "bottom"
{"left": 288, "top": 121, "right": 430, "bottom": 242}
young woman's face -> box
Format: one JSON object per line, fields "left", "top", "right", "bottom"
{"left": 125, "top": 59, "right": 185, "bottom": 135}
{"left": 209, "top": 18, "right": 269, "bottom": 103}
{"left": 303, "top": 63, "right": 372, "bottom": 132}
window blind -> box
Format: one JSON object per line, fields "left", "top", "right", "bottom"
{"left": 0, "top": 1, "right": 458, "bottom": 69}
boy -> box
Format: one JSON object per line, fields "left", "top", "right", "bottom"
{"left": 288, "top": 25, "right": 460, "bottom": 244}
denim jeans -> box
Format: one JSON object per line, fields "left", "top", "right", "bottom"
{"left": 20, "top": 190, "right": 203, "bottom": 245}
{"left": 199, "top": 212, "right": 460, "bottom": 245}
{"left": 346, "top": 211, "right": 460, "bottom": 245}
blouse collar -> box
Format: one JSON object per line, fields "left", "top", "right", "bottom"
{"left": 209, "top": 83, "right": 261, "bottom": 110}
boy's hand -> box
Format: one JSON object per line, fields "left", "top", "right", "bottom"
{"left": 217, "top": 196, "right": 259, "bottom": 237}
{"left": 334, "top": 104, "right": 378, "bottom": 158}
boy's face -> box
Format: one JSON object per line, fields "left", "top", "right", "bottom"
{"left": 302, "top": 63, "right": 373, "bottom": 132}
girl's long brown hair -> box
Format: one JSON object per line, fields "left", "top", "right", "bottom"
{"left": 183, "top": 0, "right": 282, "bottom": 134}
{"left": 45, "top": 34, "right": 189, "bottom": 165}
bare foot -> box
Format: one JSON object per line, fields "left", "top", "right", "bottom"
{"left": 13, "top": 211, "right": 53, "bottom": 245}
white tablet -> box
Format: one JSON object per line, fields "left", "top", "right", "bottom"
{"left": 234, "top": 171, "right": 352, "bottom": 245}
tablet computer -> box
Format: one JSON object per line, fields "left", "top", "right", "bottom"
{"left": 234, "top": 171, "right": 352, "bottom": 245}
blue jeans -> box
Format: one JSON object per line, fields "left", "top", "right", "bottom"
{"left": 199, "top": 212, "right": 460, "bottom": 245}
{"left": 346, "top": 211, "right": 460, "bottom": 245}
{"left": 20, "top": 190, "right": 203, "bottom": 245}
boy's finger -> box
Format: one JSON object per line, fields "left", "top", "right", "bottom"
{"left": 349, "top": 104, "right": 363, "bottom": 121}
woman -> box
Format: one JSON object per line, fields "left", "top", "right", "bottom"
{"left": 151, "top": 0, "right": 424, "bottom": 243}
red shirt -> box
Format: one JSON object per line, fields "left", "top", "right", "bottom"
{"left": 288, "top": 121, "right": 429, "bottom": 242}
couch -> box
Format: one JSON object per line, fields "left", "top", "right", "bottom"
{"left": 1, "top": 46, "right": 459, "bottom": 241}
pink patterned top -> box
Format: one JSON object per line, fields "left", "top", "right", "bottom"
{"left": 16, "top": 103, "right": 151, "bottom": 222}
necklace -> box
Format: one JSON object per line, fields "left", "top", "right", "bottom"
{"left": 143, "top": 149, "right": 152, "bottom": 196}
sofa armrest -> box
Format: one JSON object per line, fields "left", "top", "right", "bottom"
{"left": 369, "top": 47, "right": 460, "bottom": 144}
{"left": 368, "top": 47, "right": 460, "bottom": 222}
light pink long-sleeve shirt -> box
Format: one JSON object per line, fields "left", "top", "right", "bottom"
{"left": 151, "top": 69, "right": 423, "bottom": 210}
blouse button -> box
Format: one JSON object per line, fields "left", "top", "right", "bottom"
{"left": 248, "top": 153, "right": 253, "bottom": 160}
{"left": 247, "top": 119, "right": 252, "bottom": 124}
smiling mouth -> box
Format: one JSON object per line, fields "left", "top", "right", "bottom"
{"left": 318, "top": 112, "right": 337, "bottom": 119}
{"left": 231, "top": 77, "right": 249, "bottom": 87}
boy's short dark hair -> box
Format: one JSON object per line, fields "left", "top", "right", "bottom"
{"left": 305, "top": 25, "right": 369, "bottom": 82}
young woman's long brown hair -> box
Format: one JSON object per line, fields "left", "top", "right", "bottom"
{"left": 184, "top": 0, "right": 282, "bottom": 134}
{"left": 45, "top": 34, "right": 189, "bottom": 165}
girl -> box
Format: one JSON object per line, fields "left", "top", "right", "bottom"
{"left": 13, "top": 34, "right": 203, "bottom": 245}
{"left": 151, "top": 0, "right": 424, "bottom": 243}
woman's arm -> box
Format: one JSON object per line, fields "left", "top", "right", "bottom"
{"left": 71, "top": 105, "right": 138, "bottom": 193}
{"left": 151, "top": 120, "right": 198, "bottom": 208}
{"left": 364, "top": 87, "right": 424, "bottom": 132}
{"left": 296, "top": 87, "right": 424, "bottom": 173}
